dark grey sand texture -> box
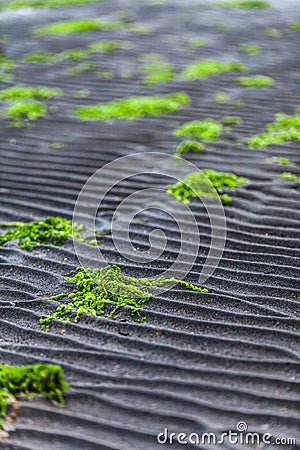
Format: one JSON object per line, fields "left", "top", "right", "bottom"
{"left": 0, "top": 0, "right": 299, "bottom": 449}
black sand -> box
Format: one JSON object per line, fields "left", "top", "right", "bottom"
{"left": 0, "top": 0, "right": 299, "bottom": 449}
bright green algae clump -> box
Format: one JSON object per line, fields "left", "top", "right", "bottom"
{"left": 238, "top": 43, "right": 261, "bottom": 54}
{"left": 0, "top": 0, "right": 102, "bottom": 9}
{"left": 236, "top": 75, "right": 274, "bottom": 87}
{"left": 281, "top": 172, "right": 300, "bottom": 183}
{"left": 247, "top": 108, "right": 300, "bottom": 148}
{"left": 40, "top": 265, "right": 208, "bottom": 329}
{"left": 174, "top": 119, "right": 223, "bottom": 141}
{"left": 33, "top": 18, "right": 123, "bottom": 36}
{"left": 181, "top": 59, "right": 247, "bottom": 80}
{"left": 167, "top": 169, "right": 248, "bottom": 205}
{"left": 0, "top": 216, "right": 93, "bottom": 251}
{"left": 175, "top": 140, "right": 204, "bottom": 156}
{"left": 0, "top": 363, "right": 67, "bottom": 427}
{"left": 74, "top": 93, "right": 190, "bottom": 120}
{"left": 141, "top": 55, "right": 175, "bottom": 86}
{"left": 0, "top": 85, "right": 63, "bottom": 126}
{"left": 217, "top": 1, "right": 270, "bottom": 7}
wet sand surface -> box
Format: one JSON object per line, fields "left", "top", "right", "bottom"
{"left": 0, "top": 0, "right": 299, "bottom": 449}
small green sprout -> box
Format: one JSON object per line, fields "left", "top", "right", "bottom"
{"left": 266, "top": 156, "right": 296, "bottom": 166}
{"left": 264, "top": 28, "right": 283, "bottom": 38}
{"left": 50, "top": 141, "right": 64, "bottom": 149}
{"left": 0, "top": 0, "right": 102, "bottom": 9}
{"left": 174, "top": 119, "right": 223, "bottom": 141}
{"left": 188, "top": 37, "right": 208, "bottom": 48}
{"left": 215, "top": 24, "right": 230, "bottom": 32}
{"left": 0, "top": 363, "right": 67, "bottom": 429}
{"left": 175, "top": 140, "right": 204, "bottom": 156}
{"left": 40, "top": 264, "right": 208, "bottom": 329}
{"left": 247, "top": 108, "right": 300, "bottom": 148}
{"left": 74, "top": 92, "right": 190, "bottom": 121}
{"left": 281, "top": 172, "right": 300, "bottom": 183}
{"left": 75, "top": 89, "right": 90, "bottom": 98}
{"left": 236, "top": 75, "right": 274, "bottom": 87}
{"left": 0, "top": 85, "right": 63, "bottom": 100}
{"left": 291, "top": 23, "right": 300, "bottom": 31}
{"left": 0, "top": 216, "right": 96, "bottom": 251}
{"left": 23, "top": 51, "right": 58, "bottom": 63}
{"left": 222, "top": 116, "right": 244, "bottom": 125}
{"left": 181, "top": 59, "right": 247, "bottom": 80}
{"left": 141, "top": 55, "right": 175, "bottom": 86}
{"left": 230, "top": 100, "right": 245, "bottom": 108}
{"left": 167, "top": 169, "right": 248, "bottom": 205}
{"left": 238, "top": 43, "right": 261, "bottom": 54}
{"left": 33, "top": 18, "right": 124, "bottom": 36}
{"left": 217, "top": 1, "right": 270, "bottom": 8}
{"left": 67, "top": 62, "right": 94, "bottom": 76}
{"left": 214, "top": 92, "right": 229, "bottom": 103}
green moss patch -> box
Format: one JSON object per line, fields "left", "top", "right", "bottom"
{"left": 236, "top": 75, "right": 274, "bottom": 87}
{"left": 174, "top": 119, "right": 223, "bottom": 141}
{"left": 214, "top": 92, "right": 229, "bottom": 103}
{"left": 141, "top": 55, "right": 175, "bottom": 86}
{"left": 217, "top": 1, "right": 270, "bottom": 8}
{"left": 0, "top": 0, "right": 101, "bottom": 9}
{"left": 74, "top": 93, "right": 190, "bottom": 121}
{"left": 291, "top": 23, "right": 300, "bottom": 31}
{"left": 167, "top": 169, "right": 248, "bottom": 205}
{"left": 0, "top": 85, "right": 63, "bottom": 126}
{"left": 33, "top": 18, "right": 151, "bottom": 37}
{"left": 281, "top": 172, "right": 300, "bottom": 183}
{"left": 238, "top": 43, "right": 261, "bottom": 54}
{"left": 40, "top": 265, "right": 208, "bottom": 329}
{"left": 24, "top": 51, "right": 58, "bottom": 64}
{"left": 181, "top": 59, "right": 247, "bottom": 80}
{"left": 33, "top": 18, "right": 124, "bottom": 36}
{"left": 264, "top": 28, "right": 283, "bottom": 38}
{"left": 222, "top": 116, "right": 243, "bottom": 125}
{"left": 266, "top": 156, "right": 295, "bottom": 166}
{"left": 0, "top": 216, "right": 97, "bottom": 251}
{"left": 175, "top": 140, "right": 204, "bottom": 156}
{"left": 0, "top": 363, "right": 67, "bottom": 429}
{"left": 247, "top": 108, "right": 300, "bottom": 148}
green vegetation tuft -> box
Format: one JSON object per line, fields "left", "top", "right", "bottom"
{"left": 181, "top": 59, "right": 247, "bottom": 80}
{"left": 238, "top": 43, "right": 261, "bottom": 54}
{"left": 74, "top": 93, "right": 190, "bottom": 121}
{"left": 33, "top": 18, "right": 124, "bottom": 36}
{"left": 217, "top": 1, "right": 270, "bottom": 8}
{"left": 174, "top": 119, "right": 223, "bottom": 141}
{"left": 23, "top": 51, "right": 58, "bottom": 64}
{"left": 214, "top": 92, "right": 229, "bottom": 103}
{"left": 75, "top": 89, "right": 90, "bottom": 98}
{"left": 0, "top": 216, "right": 96, "bottom": 251}
{"left": 141, "top": 55, "right": 175, "bottom": 86}
{"left": 222, "top": 116, "right": 244, "bottom": 125}
{"left": 291, "top": 23, "right": 300, "bottom": 31}
{"left": 264, "top": 28, "right": 283, "bottom": 38}
{"left": 167, "top": 169, "right": 248, "bottom": 205}
{"left": 67, "top": 62, "right": 94, "bottom": 76}
{"left": 0, "top": 0, "right": 102, "bottom": 9}
{"left": 281, "top": 172, "right": 300, "bottom": 183}
{"left": 5, "top": 101, "right": 46, "bottom": 126}
{"left": 175, "top": 140, "right": 204, "bottom": 156}
{"left": 266, "top": 156, "right": 295, "bottom": 166}
{"left": 0, "top": 85, "right": 63, "bottom": 126}
{"left": 40, "top": 265, "right": 208, "bottom": 329}
{"left": 50, "top": 141, "right": 64, "bottom": 149}
{"left": 236, "top": 75, "right": 274, "bottom": 87}
{"left": 0, "top": 85, "right": 63, "bottom": 100}
{"left": 0, "top": 363, "right": 67, "bottom": 428}
{"left": 188, "top": 37, "right": 208, "bottom": 48}
{"left": 247, "top": 108, "right": 300, "bottom": 148}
